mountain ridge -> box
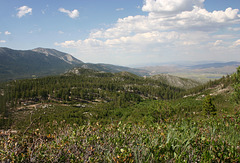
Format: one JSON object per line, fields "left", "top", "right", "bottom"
{"left": 32, "top": 47, "right": 83, "bottom": 65}
{"left": 188, "top": 61, "right": 240, "bottom": 69}
{"left": 0, "top": 47, "right": 83, "bottom": 81}
{"left": 0, "top": 47, "right": 149, "bottom": 81}
{"left": 1, "top": 47, "right": 239, "bottom": 84}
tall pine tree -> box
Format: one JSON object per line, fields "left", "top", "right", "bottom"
{"left": 203, "top": 95, "right": 216, "bottom": 116}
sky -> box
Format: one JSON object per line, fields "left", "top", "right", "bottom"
{"left": 0, "top": 0, "right": 240, "bottom": 67}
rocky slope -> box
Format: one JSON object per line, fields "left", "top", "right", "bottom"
{"left": 149, "top": 74, "right": 200, "bottom": 89}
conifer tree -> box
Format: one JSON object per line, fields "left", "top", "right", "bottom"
{"left": 232, "top": 66, "right": 240, "bottom": 104}
{"left": 203, "top": 95, "right": 216, "bottom": 116}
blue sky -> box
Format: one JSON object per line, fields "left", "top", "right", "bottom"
{"left": 0, "top": 0, "right": 240, "bottom": 66}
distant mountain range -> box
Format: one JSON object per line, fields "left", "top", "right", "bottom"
{"left": 188, "top": 61, "right": 240, "bottom": 69}
{"left": 1, "top": 47, "right": 239, "bottom": 83}
{"left": 0, "top": 47, "right": 148, "bottom": 81}
{"left": 140, "top": 61, "right": 240, "bottom": 82}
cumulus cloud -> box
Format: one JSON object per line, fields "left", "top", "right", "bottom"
{"left": 142, "top": 0, "right": 204, "bottom": 14}
{"left": 177, "top": 7, "right": 240, "bottom": 27}
{"left": 0, "top": 40, "right": 6, "bottom": 43}
{"left": 4, "top": 31, "right": 11, "bottom": 35}
{"left": 89, "top": 6, "right": 240, "bottom": 40}
{"left": 59, "top": 8, "right": 79, "bottom": 19}
{"left": 56, "top": 0, "right": 240, "bottom": 65}
{"left": 16, "top": 6, "right": 32, "bottom": 18}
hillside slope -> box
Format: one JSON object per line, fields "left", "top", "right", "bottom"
{"left": 76, "top": 63, "right": 150, "bottom": 76}
{"left": 149, "top": 74, "right": 200, "bottom": 89}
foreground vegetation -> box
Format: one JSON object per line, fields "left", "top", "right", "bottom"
{"left": 1, "top": 107, "right": 239, "bottom": 162}
{"left": 0, "top": 67, "right": 240, "bottom": 162}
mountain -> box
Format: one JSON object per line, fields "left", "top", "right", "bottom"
{"left": 0, "top": 47, "right": 150, "bottom": 82}
{"left": 140, "top": 61, "right": 240, "bottom": 82}
{"left": 188, "top": 61, "right": 240, "bottom": 69}
{"left": 32, "top": 48, "right": 149, "bottom": 76}
{"left": 32, "top": 48, "right": 83, "bottom": 65}
{"left": 0, "top": 47, "right": 83, "bottom": 81}
{"left": 149, "top": 74, "right": 200, "bottom": 89}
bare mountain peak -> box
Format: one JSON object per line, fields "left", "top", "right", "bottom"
{"left": 32, "top": 47, "right": 83, "bottom": 65}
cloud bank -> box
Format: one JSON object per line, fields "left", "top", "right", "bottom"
{"left": 55, "top": 0, "right": 240, "bottom": 65}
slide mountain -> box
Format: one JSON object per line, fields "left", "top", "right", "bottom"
{"left": 0, "top": 47, "right": 83, "bottom": 81}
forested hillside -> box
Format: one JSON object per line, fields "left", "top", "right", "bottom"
{"left": 0, "top": 67, "right": 239, "bottom": 162}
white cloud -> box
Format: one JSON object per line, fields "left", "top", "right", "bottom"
{"left": 142, "top": 0, "right": 204, "bottom": 15}
{"left": 55, "top": 39, "right": 104, "bottom": 48}
{"left": 58, "top": 8, "right": 79, "bottom": 19}
{"left": 232, "top": 39, "right": 240, "bottom": 47}
{"left": 56, "top": 0, "right": 240, "bottom": 65}
{"left": 213, "top": 40, "right": 223, "bottom": 46}
{"left": 177, "top": 7, "right": 240, "bottom": 26}
{"left": 116, "top": 8, "right": 124, "bottom": 11}
{"left": 55, "top": 40, "right": 81, "bottom": 48}
{"left": 0, "top": 40, "right": 6, "bottom": 43}
{"left": 58, "top": 31, "right": 64, "bottom": 34}
{"left": 89, "top": 6, "right": 240, "bottom": 40}
{"left": 16, "top": 6, "right": 32, "bottom": 18}
{"left": 4, "top": 31, "right": 11, "bottom": 35}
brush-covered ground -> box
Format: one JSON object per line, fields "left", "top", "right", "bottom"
{"left": 0, "top": 68, "right": 240, "bottom": 162}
